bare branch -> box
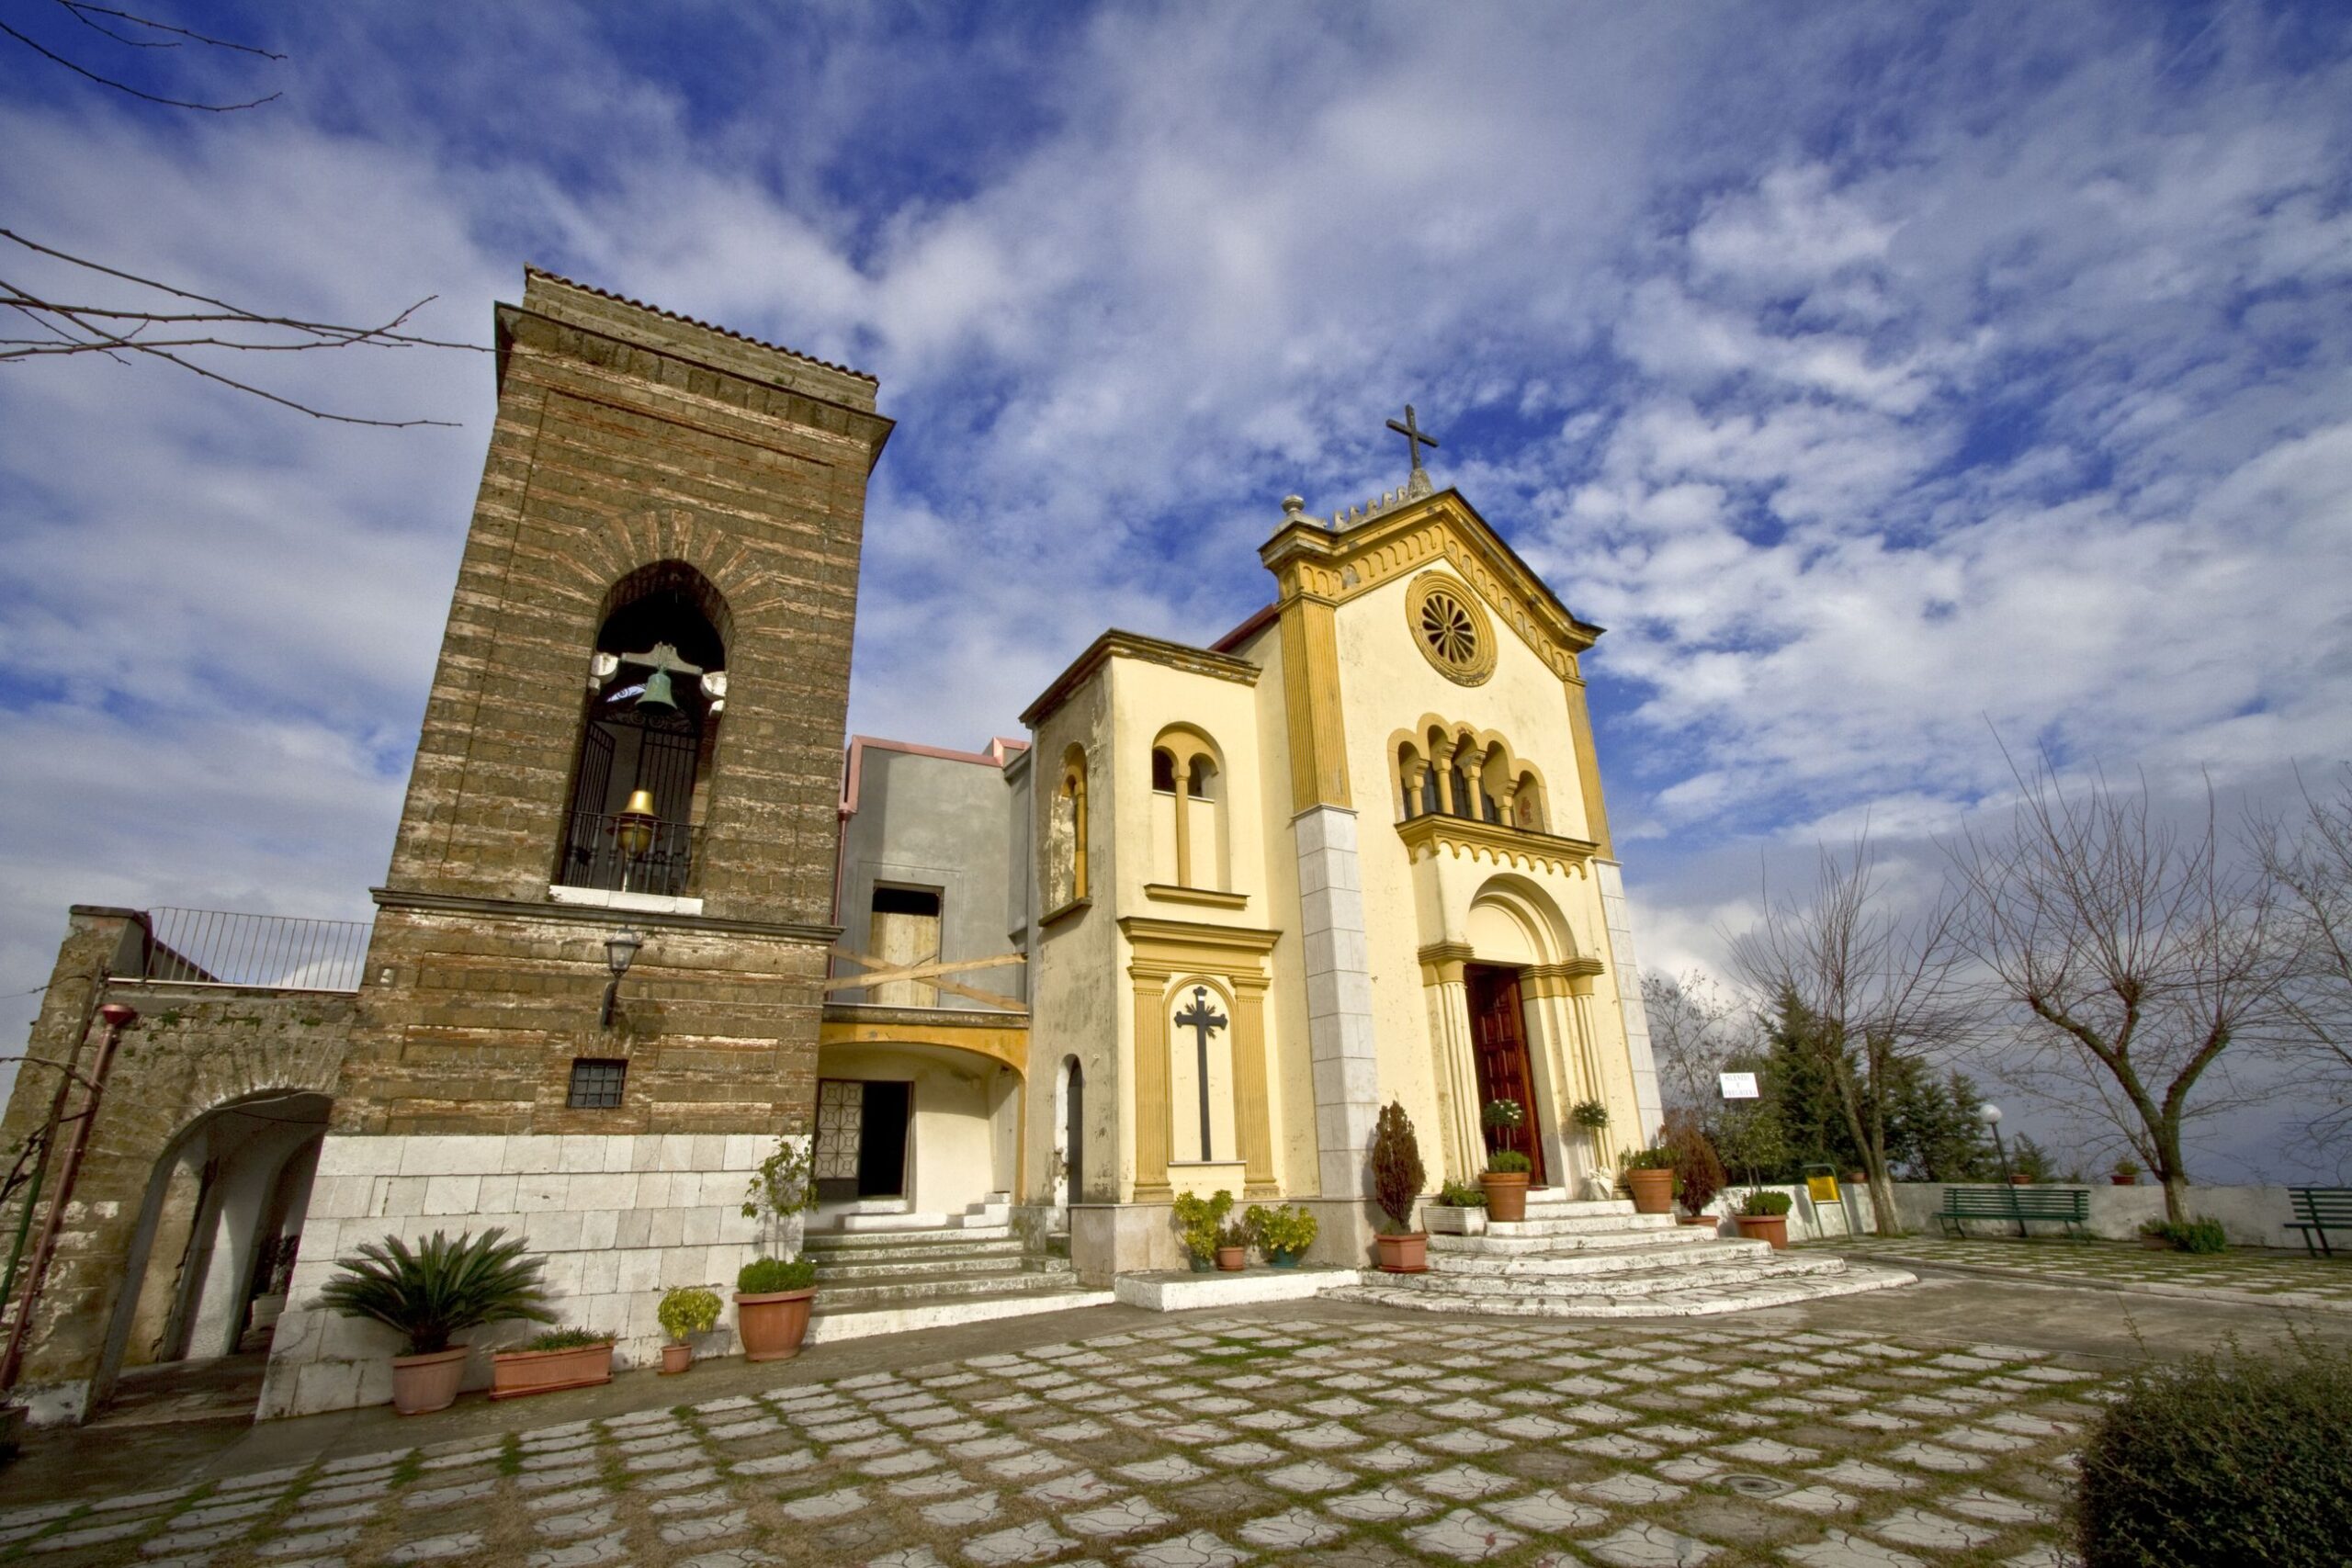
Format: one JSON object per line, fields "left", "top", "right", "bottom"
{"left": 56, "top": 3, "right": 286, "bottom": 60}
{"left": 0, "top": 16, "right": 278, "bottom": 110}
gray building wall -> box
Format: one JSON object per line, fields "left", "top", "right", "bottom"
{"left": 832, "top": 740, "right": 1029, "bottom": 1007}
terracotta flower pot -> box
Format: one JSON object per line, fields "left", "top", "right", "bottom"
{"left": 1374, "top": 1232, "right": 1429, "bottom": 1273}
{"left": 736, "top": 1288, "right": 817, "bottom": 1362}
{"left": 2009, "top": 1174, "right": 2034, "bottom": 1186}
{"left": 1735, "top": 1214, "right": 1790, "bottom": 1251}
{"left": 390, "top": 1346, "right": 468, "bottom": 1416}
{"left": 1215, "top": 1246, "right": 1247, "bottom": 1272}
{"left": 2140, "top": 1232, "right": 2173, "bottom": 1251}
{"left": 1676, "top": 1213, "right": 1719, "bottom": 1227}
{"left": 2111, "top": 1175, "right": 2138, "bottom": 1186}
{"left": 491, "top": 1340, "right": 613, "bottom": 1401}
{"left": 1626, "top": 1168, "right": 1675, "bottom": 1214}
{"left": 661, "top": 1343, "right": 692, "bottom": 1376}
{"left": 1480, "top": 1172, "right": 1530, "bottom": 1222}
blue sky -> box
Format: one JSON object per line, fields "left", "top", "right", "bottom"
{"left": 3, "top": 3, "right": 2347, "bottom": 1178}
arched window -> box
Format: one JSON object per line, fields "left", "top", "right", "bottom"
{"left": 1511, "top": 770, "right": 1547, "bottom": 832}
{"left": 1149, "top": 728, "right": 1227, "bottom": 890}
{"left": 1048, "top": 746, "right": 1088, "bottom": 910}
{"left": 558, "top": 563, "right": 728, "bottom": 896}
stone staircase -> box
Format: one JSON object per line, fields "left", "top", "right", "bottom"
{"left": 800, "top": 1203, "right": 1114, "bottom": 1341}
{"left": 1339, "top": 1191, "right": 1913, "bottom": 1319}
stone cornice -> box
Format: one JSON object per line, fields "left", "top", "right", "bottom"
{"left": 372, "top": 886, "right": 842, "bottom": 945}
{"left": 1019, "top": 629, "right": 1261, "bottom": 729}
{"left": 1119, "top": 915, "right": 1283, "bottom": 982}
{"left": 1395, "top": 815, "right": 1600, "bottom": 878}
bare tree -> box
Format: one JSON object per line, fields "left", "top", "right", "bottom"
{"left": 1729, "top": 834, "right": 1969, "bottom": 1237}
{"left": 1640, "top": 969, "right": 1753, "bottom": 1114}
{"left": 1951, "top": 762, "right": 2290, "bottom": 1223}
{"left": 2253, "top": 766, "right": 2352, "bottom": 1163}
{"left": 2, "top": 3, "right": 481, "bottom": 426}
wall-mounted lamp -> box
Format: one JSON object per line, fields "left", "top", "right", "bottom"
{"left": 601, "top": 929, "right": 643, "bottom": 1028}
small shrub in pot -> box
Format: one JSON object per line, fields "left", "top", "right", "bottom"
{"left": 1369, "top": 1100, "right": 1428, "bottom": 1271}
{"left": 735, "top": 1255, "right": 818, "bottom": 1363}
{"left": 657, "top": 1285, "right": 722, "bottom": 1374}
{"left": 316, "top": 1226, "right": 552, "bottom": 1416}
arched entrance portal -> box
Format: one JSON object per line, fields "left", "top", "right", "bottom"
{"left": 94, "top": 1091, "right": 332, "bottom": 1420}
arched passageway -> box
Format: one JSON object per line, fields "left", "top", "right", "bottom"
{"left": 93, "top": 1091, "right": 331, "bottom": 1422}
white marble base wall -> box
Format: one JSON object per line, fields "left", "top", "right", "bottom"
{"left": 259, "top": 1132, "right": 795, "bottom": 1419}
{"left": 1295, "top": 805, "right": 1380, "bottom": 1199}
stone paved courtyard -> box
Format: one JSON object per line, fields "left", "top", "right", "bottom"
{"left": 0, "top": 1314, "right": 2111, "bottom": 1568}
{"left": 1816, "top": 1235, "right": 2352, "bottom": 1310}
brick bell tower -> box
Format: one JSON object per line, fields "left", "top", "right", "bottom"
{"left": 261, "top": 270, "right": 890, "bottom": 1417}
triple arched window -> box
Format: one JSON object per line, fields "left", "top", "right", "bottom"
{"left": 1396, "top": 724, "right": 1548, "bottom": 834}
{"left": 1149, "top": 727, "right": 1227, "bottom": 891}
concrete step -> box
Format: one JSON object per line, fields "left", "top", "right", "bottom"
{"left": 838, "top": 1211, "right": 955, "bottom": 1232}
{"left": 812, "top": 1261, "right": 1079, "bottom": 1311}
{"left": 1401, "top": 1253, "right": 1852, "bottom": 1300}
{"left": 1431, "top": 1225, "right": 1717, "bottom": 1258}
{"left": 1332, "top": 1262, "right": 1916, "bottom": 1319}
{"left": 809, "top": 1250, "right": 1045, "bottom": 1281}
{"left": 806, "top": 1285, "right": 1116, "bottom": 1343}
{"left": 1515, "top": 1196, "right": 1640, "bottom": 1219}
{"left": 800, "top": 1236, "right": 1025, "bottom": 1265}
{"left": 804, "top": 1224, "right": 1013, "bottom": 1247}
{"left": 1482, "top": 1212, "right": 1684, "bottom": 1237}
{"left": 1427, "top": 1238, "right": 1782, "bottom": 1280}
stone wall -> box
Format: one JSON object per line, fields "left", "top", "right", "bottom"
{"left": 0, "top": 908, "right": 355, "bottom": 1424}
{"left": 257, "top": 1131, "right": 794, "bottom": 1419}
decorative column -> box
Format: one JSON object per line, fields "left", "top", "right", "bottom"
{"left": 1462, "top": 754, "right": 1486, "bottom": 821}
{"left": 1402, "top": 758, "right": 1428, "bottom": 820}
{"left": 1433, "top": 740, "right": 1458, "bottom": 817}
{"left": 1518, "top": 964, "right": 1578, "bottom": 1190}
{"left": 1417, "top": 942, "right": 1481, "bottom": 1183}
{"left": 1173, "top": 756, "right": 1194, "bottom": 888}
{"left": 1562, "top": 957, "right": 1613, "bottom": 1166}
{"left": 1232, "top": 976, "right": 1277, "bottom": 1198}
{"left": 1130, "top": 973, "right": 1172, "bottom": 1201}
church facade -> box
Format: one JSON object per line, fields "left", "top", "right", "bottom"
{"left": 0, "top": 271, "right": 1657, "bottom": 1425}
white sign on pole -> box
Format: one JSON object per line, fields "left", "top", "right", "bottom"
{"left": 1718, "top": 1071, "right": 1759, "bottom": 1100}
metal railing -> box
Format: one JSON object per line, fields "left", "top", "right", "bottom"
{"left": 140, "top": 908, "right": 372, "bottom": 992}
{"left": 555, "top": 809, "right": 701, "bottom": 897}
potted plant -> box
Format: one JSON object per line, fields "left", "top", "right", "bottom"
{"left": 2111, "top": 1156, "right": 2141, "bottom": 1187}
{"left": 1482, "top": 1149, "right": 1533, "bottom": 1221}
{"left": 657, "top": 1285, "right": 722, "bottom": 1374}
{"left": 1370, "top": 1100, "right": 1428, "bottom": 1272}
{"left": 316, "top": 1226, "right": 553, "bottom": 1416}
{"left": 1173, "top": 1190, "right": 1232, "bottom": 1272}
{"left": 1621, "top": 1145, "right": 1677, "bottom": 1214}
{"left": 735, "top": 1256, "right": 819, "bottom": 1361}
{"left": 492, "top": 1326, "right": 614, "bottom": 1400}
{"left": 1214, "top": 1219, "right": 1250, "bottom": 1272}
{"left": 1734, "top": 1190, "right": 1793, "bottom": 1250}
{"left": 2138, "top": 1218, "right": 2174, "bottom": 1251}
{"left": 1570, "top": 1099, "right": 1610, "bottom": 1134}
{"left": 741, "top": 1134, "right": 818, "bottom": 1247}
{"left": 1244, "top": 1202, "right": 1317, "bottom": 1267}
{"left": 1661, "top": 1107, "right": 1726, "bottom": 1226}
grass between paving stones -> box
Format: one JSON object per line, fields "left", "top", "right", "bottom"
{"left": 0, "top": 1316, "right": 2116, "bottom": 1567}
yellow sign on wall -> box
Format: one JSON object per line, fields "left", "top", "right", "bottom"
{"left": 1805, "top": 1173, "right": 1841, "bottom": 1204}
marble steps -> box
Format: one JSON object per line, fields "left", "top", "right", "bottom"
{"left": 805, "top": 1283, "right": 1117, "bottom": 1344}
{"left": 1374, "top": 1249, "right": 1847, "bottom": 1300}
{"left": 1338, "top": 1262, "right": 1917, "bottom": 1319}
{"left": 1430, "top": 1225, "right": 1719, "bottom": 1258}
{"left": 804, "top": 1224, "right": 1014, "bottom": 1248}
{"left": 811, "top": 1258, "right": 1080, "bottom": 1311}
{"left": 1476, "top": 1212, "right": 1688, "bottom": 1238}
{"left": 1510, "top": 1195, "right": 1646, "bottom": 1219}
{"left": 801, "top": 1235, "right": 1026, "bottom": 1266}
{"left": 1424, "top": 1238, "right": 1792, "bottom": 1281}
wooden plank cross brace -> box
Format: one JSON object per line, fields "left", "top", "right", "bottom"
{"left": 823, "top": 949, "right": 1027, "bottom": 1012}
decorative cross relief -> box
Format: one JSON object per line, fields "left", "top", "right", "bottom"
{"left": 1174, "top": 986, "right": 1228, "bottom": 1162}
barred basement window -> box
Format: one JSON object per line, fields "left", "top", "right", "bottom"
{"left": 568, "top": 1057, "right": 628, "bottom": 1110}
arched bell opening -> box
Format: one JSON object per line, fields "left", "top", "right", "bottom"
{"left": 94, "top": 1090, "right": 332, "bottom": 1419}
{"left": 556, "top": 561, "right": 731, "bottom": 897}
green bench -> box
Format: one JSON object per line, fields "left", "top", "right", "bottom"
{"left": 1935, "top": 1184, "right": 2090, "bottom": 1238}
{"left": 2286, "top": 1188, "right": 2352, "bottom": 1257}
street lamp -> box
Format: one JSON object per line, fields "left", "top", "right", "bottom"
{"left": 600, "top": 929, "right": 643, "bottom": 1028}
{"left": 1977, "top": 1102, "right": 2026, "bottom": 1237}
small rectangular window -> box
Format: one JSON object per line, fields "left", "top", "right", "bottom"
{"left": 568, "top": 1057, "right": 628, "bottom": 1110}
{"left": 871, "top": 886, "right": 942, "bottom": 918}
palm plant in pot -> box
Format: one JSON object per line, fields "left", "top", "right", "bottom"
{"left": 657, "top": 1285, "right": 722, "bottom": 1374}
{"left": 316, "top": 1226, "right": 553, "bottom": 1416}
{"left": 1479, "top": 1098, "right": 1532, "bottom": 1221}
{"left": 1734, "top": 1189, "right": 1793, "bottom": 1250}
{"left": 1370, "top": 1100, "right": 1429, "bottom": 1271}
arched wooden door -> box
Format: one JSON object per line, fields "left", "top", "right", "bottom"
{"left": 1465, "top": 964, "right": 1545, "bottom": 1186}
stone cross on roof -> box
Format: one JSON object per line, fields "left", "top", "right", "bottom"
{"left": 1386, "top": 404, "right": 1440, "bottom": 499}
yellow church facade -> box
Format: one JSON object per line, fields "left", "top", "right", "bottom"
{"left": 1017, "top": 479, "right": 1662, "bottom": 1276}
